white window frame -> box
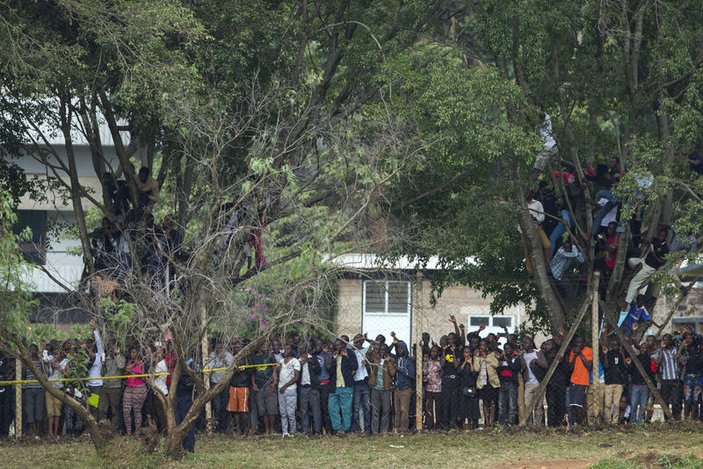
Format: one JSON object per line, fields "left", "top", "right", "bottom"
{"left": 468, "top": 315, "right": 515, "bottom": 328}
{"left": 362, "top": 280, "right": 412, "bottom": 315}
{"left": 469, "top": 316, "right": 490, "bottom": 327}
{"left": 491, "top": 316, "right": 514, "bottom": 328}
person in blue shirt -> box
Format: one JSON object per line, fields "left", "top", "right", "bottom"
{"left": 549, "top": 206, "right": 574, "bottom": 260}
{"left": 620, "top": 295, "right": 660, "bottom": 339}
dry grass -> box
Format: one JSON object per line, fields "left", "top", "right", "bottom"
{"left": 2, "top": 422, "right": 703, "bottom": 468}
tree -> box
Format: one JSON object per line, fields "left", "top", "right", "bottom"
{"left": 385, "top": 0, "right": 703, "bottom": 335}
{"left": 2, "top": 0, "right": 449, "bottom": 458}
{"left": 0, "top": 186, "right": 118, "bottom": 451}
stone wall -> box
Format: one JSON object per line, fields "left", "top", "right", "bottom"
{"left": 336, "top": 277, "right": 525, "bottom": 345}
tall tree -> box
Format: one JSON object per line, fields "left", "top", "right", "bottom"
{"left": 1, "top": 0, "right": 450, "bottom": 458}
{"left": 386, "top": 0, "right": 703, "bottom": 333}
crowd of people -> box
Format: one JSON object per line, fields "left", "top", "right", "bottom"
{"left": 87, "top": 165, "right": 182, "bottom": 292}
{"left": 526, "top": 112, "right": 700, "bottom": 315}
{"left": 89, "top": 165, "right": 269, "bottom": 296}
{"left": 2, "top": 311, "right": 703, "bottom": 445}
{"left": 2, "top": 134, "right": 703, "bottom": 445}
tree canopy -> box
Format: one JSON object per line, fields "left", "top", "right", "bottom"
{"left": 1, "top": 0, "right": 703, "bottom": 456}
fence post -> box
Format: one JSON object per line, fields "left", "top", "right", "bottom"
{"left": 15, "top": 359, "right": 22, "bottom": 438}
{"left": 415, "top": 342, "right": 423, "bottom": 432}
{"left": 520, "top": 279, "right": 594, "bottom": 426}
{"left": 590, "top": 273, "right": 602, "bottom": 425}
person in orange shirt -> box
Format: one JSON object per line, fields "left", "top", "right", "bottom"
{"left": 568, "top": 336, "right": 592, "bottom": 426}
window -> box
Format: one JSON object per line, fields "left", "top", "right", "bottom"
{"left": 469, "top": 316, "right": 489, "bottom": 327}
{"left": 363, "top": 281, "right": 410, "bottom": 314}
{"left": 13, "top": 210, "right": 47, "bottom": 265}
{"left": 492, "top": 316, "right": 513, "bottom": 328}
{"left": 468, "top": 315, "right": 514, "bottom": 329}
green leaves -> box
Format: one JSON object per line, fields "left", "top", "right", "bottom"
{"left": 0, "top": 188, "right": 36, "bottom": 343}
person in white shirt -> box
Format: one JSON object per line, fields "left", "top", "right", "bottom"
{"left": 149, "top": 347, "right": 169, "bottom": 432}
{"left": 86, "top": 320, "right": 105, "bottom": 421}
{"left": 206, "top": 342, "right": 234, "bottom": 432}
{"left": 152, "top": 350, "right": 169, "bottom": 396}
{"left": 46, "top": 349, "right": 68, "bottom": 439}
{"left": 351, "top": 333, "right": 371, "bottom": 434}
{"left": 275, "top": 344, "right": 300, "bottom": 437}
{"left": 520, "top": 335, "right": 545, "bottom": 427}
{"left": 530, "top": 112, "right": 560, "bottom": 183}
{"left": 521, "top": 190, "right": 551, "bottom": 276}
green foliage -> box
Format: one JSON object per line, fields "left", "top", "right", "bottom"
{"left": 24, "top": 323, "right": 90, "bottom": 348}
{"left": 384, "top": 0, "right": 703, "bottom": 331}
{"left": 101, "top": 298, "right": 137, "bottom": 349}
{"left": 0, "top": 188, "right": 36, "bottom": 341}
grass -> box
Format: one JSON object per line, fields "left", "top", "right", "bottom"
{"left": 2, "top": 422, "right": 703, "bottom": 468}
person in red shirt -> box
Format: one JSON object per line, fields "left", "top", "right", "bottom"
{"left": 567, "top": 336, "right": 592, "bottom": 426}
{"left": 595, "top": 222, "right": 618, "bottom": 298}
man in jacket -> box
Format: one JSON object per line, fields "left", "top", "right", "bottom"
{"left": 601, "top": 337, "right": 627, "bottom": 424}
{"left": 351, "top": 333, "right": 371, "bottom": 434}
{"left": 314, "top": 338, "right": 334, "bottom": 434}
{"left": 366, "top": 342, "right": 397, "bottom": 434}
{"left": 328, "top": 339, "right": 358, "bottom": 435}
{"left": 391, "top": 335, "right": 415, "bottom": 433}
{"left": 497, "top": 342, "right": 522, "bottom": 425}
{"left": 101, "top": 340, "right": 126, "bottom": 430}
{"left": 298, "top": 347, "right": 323, "bottom": 436}
{"left": 207, "top": 341, "right": 234, "bottom": 433}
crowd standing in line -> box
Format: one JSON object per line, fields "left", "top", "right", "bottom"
{"left": 2, "top": 312, "right": 703, "bottom": 445}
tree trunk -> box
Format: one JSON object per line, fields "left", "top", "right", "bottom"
{"left": 161, "top": 335, "right": 270, "bottom": 459}
{"left": 60, "top": 97, "right": 96, "bottom": 277}
{"left": 15, "top": 343, "right": 115, "bottom": 455}
{"left": 164, "top": 426, "right": 188, "bottom": 459}
{"left": 516, "top": 187, "right": 566, "bottom": 333}
{"left": 177, "top": 155, "right": 195, "bottom": 236}
{"left": 99, "top": 91, "right": 139, "bottom": 206}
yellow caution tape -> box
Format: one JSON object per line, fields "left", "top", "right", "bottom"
{"left": 0, "top": 362, "right": 279, "bottom": 386}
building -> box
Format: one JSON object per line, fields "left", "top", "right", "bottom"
{"left": 12, "top": 120, "right": 127, "bottom": 324}
{"left": 659, "top": 261, "right": 703, "bottom": 334}
{"left": 332, "top": 254, "right": 527, "bottom": 346}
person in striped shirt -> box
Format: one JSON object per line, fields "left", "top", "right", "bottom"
{"left": 658, "top": 334, "right": 681, "bottom": 420}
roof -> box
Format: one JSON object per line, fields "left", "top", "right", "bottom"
{"left": 671, "top": 262, "right": 703, "bottom": 277}
{"left": 8, "top": 98, "right": 130, "bottom": 147}
{"left": 31, "top": 118, "right": 129, "bottom": 147}
{"left": 327, "top": 253, "right": 477, "bottom": 271}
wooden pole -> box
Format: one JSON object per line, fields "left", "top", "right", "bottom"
{"left": 15, "top": 358, "right": 22, "bottom": 438}
{"left": 612, "top": 322, "right": 673, "bottom": 420}
{"left": 201, "top": 305, "right": 213, "bottom": 434}
{"left": 415, "top": 341, "right": 423, "bottom": 432}
{"left": 414, "top": 271, "right": 423, "bottom": 432}
{"left": 520, "top": 280, "right": 593, "bottom": 426}
{"left": 591, "top": 274, "right": 600, "bottom": 374}
{"left": 591, "top": 273, "right": 601, "bottom": 426}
